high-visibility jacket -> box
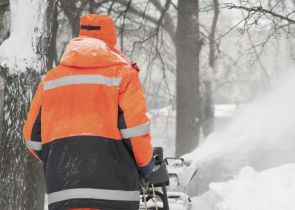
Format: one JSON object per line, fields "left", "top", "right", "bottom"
{"left": 23, "top": 14, "right": 153, "bottom": 210}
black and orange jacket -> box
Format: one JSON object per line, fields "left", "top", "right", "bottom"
{"left": 23, "top": 14, "right": 152, "bottom": 210}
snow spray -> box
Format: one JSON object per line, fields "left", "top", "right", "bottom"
{"left": 178, "top": 70, "right": 295, "bottom": 186}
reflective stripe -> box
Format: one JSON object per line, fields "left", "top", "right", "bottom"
{"left": 120, "top": 121, "right": 150, "bottom": 139}
{"left": 25, "top": 140, "right": 42, "bottom": 151}
{"left": 47, "top": 188, "right": 139, "bottom": 204}
{"left": 44, "top": 75, "right": 121, "bottom": 91}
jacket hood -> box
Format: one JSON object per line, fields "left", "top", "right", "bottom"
{"left": 60, "top": 36, "right": 128, "bottom": 68}
{"left": 79, "top": 14, "right": 117, "bottom": 47}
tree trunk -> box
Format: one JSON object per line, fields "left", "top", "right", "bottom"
{"left": 0, "top": 0, "right": 10, "bottom": 44}
{"left": 0, "top": 0, "right": 56, "bottom": 209}
{"left": 0, "top": 71, "right": 43, "bottom": 209}
{"left": 175, "top": 0, "right": 202, "bottom": 156}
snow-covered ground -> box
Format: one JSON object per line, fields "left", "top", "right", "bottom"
{"left": 192, "top": 164, "right": 295, "bottom": 210}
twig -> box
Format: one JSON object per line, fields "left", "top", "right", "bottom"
{"left": 226, "top": 4, "right": 295, "bottom": 24}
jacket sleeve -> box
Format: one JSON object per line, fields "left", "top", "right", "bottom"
{"left": 23, "top": 80, "right": 43, "bottom": 162}
{"left": 118, "top": 68, "right": 153, "bottom": 167}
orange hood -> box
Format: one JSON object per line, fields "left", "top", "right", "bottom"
{"left": 79, "top": 14, "right": 117, "bottom": 47}
{"left": 60, "top": 36, "right": 128, "bottom": 68}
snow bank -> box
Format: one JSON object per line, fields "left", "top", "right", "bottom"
{"left": 192, "top": 164, "right": 295, "bottom": 210}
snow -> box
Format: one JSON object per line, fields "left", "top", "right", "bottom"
{"left": 0, "top": 0, "right": 47, "bottom": 73}
{"left": 149, "top": 105, "right": 176, "bottom": 117}
{"left": 149, "top": 104, "right": 237, "bottom": 157}
{"left": 214, "top": 104, "right": 237, "bottom": 118}
{"left": 44, "top": 194, "right": 48, "bottom": 210}
{"left": 149, "top": 104, "right": 237, "bottom": 118}
{"left": 192, "top": 164, "right": 295, "bottom": 210}
{"left": 180, "top": 70, "right": 295, "bottom": 185}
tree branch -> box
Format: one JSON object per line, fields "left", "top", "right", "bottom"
{"left": 226, "top": 4, "right": 295, "bottom": 24}
{"left": 209, "top": 0, "right": 219, "bottom": 68}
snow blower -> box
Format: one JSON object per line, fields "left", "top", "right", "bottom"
{"left": 140, "top": 147, "right": 170, "bottom": 210}
{"left": 139, "top": 147, "right": 197, "bottom": 210}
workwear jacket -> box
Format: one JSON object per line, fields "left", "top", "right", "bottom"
{"left": 23, "top": 14, "right": 153, "bottom": 210}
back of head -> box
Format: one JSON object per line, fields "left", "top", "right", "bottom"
{"left": 79, "top": 14, "right": 117, "bottom": 47}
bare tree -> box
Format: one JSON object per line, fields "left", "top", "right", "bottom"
{"left": 0, "top": 0, "right": 57, "bottom": 209}
{"left": 221, "top": 1, "right": 295, "bottom": 57}
{"left": 60, "top": 0, "right": 88, "bottom": 37}
{"left": 175, "top": 0, "right": 203, "bottom": 156}
{"left": 209, "top": 0, "right": 220, "bottom": 68}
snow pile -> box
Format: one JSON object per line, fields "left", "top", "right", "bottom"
{"left": 0, "top": 0, "right": 48, "bottom": 72}
{"left": 192, "top": 164, "right": 295, "bottom": 210}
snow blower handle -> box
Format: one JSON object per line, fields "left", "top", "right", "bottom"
{"left": 164, "top": 157, "right": 185, "bottom": 166}
{"left": 154, "top": 154, "right": 162, "bottom": 165}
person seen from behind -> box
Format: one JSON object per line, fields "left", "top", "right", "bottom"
{"left": 23, "top": 14, "right": 154, "bottom": 210}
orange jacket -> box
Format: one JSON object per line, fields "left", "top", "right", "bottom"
{"left": 22, "top": 14, "right": 152, "bottom": 210}
{"left": 23, "top": 15, "right": 152, "bottom": 167}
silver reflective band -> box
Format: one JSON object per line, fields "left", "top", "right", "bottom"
{"left": 120, "top": 121, "right": 150, "bottom": 139}
{"left": 25, "top": 141, "right": 42, "bottom": 151}
{"left": 47, "top": 188, "right": 139, "bottom": 204}
{"left": 44, "top": 75, "right": 121, "bottom": 91}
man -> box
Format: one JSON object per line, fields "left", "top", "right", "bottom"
{"left": 23, "top": 14, "right": 154, "bottom": 210}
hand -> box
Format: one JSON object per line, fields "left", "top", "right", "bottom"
{"left": 138, "top": 157, "right": 155, "bottom": 178}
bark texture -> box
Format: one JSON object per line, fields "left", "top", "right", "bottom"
{"left": 0, "top": 0, "right": 57, "bottom": 209}
{"left": 0, "top": 0, "right": 10, "bottom": 44}
{"left": 0, "top": 71, "right": 43, "bottom": 209}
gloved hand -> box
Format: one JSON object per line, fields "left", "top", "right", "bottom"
{"left": 138, "top": 157, "right": 155, "bottom": 178}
